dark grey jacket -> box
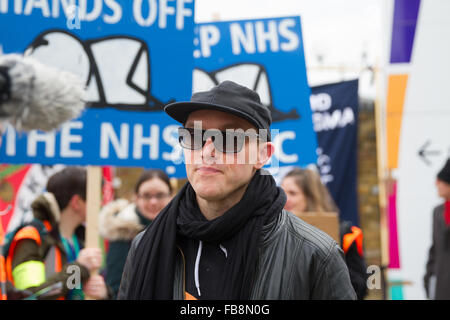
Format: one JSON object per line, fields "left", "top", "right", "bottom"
{"left": 424, "top": 203, "right": 450, "bottom": 299}
{"left": 117, "top": 210, "right": 356, "bottom": 300}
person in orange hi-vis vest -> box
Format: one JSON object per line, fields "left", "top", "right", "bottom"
{"left": 0, "top": 216, "right": 6, "bottom": 300}
{"left": 3, "top": 167, "right": 110, "bottom": 300}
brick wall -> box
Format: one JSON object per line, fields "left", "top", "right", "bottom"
{"left": 358, "top": 98, "right": 383, "bottom": 299}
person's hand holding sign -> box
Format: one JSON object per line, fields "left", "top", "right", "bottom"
{"left": 77, "top": 248, "right": 103, "bottom": 272}
{"left": 77, "top": 248, "right": 107, "bottom": 299}
{"left": 83, "top": 274, "right": 108, "bottom": 300}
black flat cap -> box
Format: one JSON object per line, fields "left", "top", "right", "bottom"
{"left": 164, "top": 81, "right": 272, "bottom": 140}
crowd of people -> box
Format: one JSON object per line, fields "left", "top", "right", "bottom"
{"left": 1, "top": 80, "right": 449, "bottom": 300}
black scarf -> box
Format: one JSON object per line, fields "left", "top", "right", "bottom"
{"left": 125, "top": 170, "right": 286, "bottom": 300}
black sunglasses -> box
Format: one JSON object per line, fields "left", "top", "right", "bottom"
{"left": 178, "top": 127, "right": 263, "bottom": 153}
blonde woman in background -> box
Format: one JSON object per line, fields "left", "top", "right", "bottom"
{"left": 281, "top": 167, "right": 368, "bottom": 300}
{"left": 282, "top": 167, "right": 338, "bottom": 214}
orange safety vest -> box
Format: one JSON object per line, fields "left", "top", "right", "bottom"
{"left": 185, "top": 292, "right": 198, "bottom": 300}
{"left": 0, "top": 222, "right": 4, "bottom": 245}
{"left": 342, "top": 226, "right": 363, "bottom": 257}
{"left": 0, "top": 255, "right": 6, "bottom": 300}
{"left": 0, "top": 223, "right": 7, "bottom": 300}
{"left": 5, "top": 221, "right": 64, "bottom": 299}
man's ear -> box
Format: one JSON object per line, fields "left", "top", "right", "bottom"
{"left": 69, "top": 194, "right": 83, "bottom": 211}
{"left": 254, "top": 142, "right": 275, "bottom": 170}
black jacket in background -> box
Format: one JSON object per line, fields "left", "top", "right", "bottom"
{"left": 340, "top": 221, "right": 368, "bottom": 300}
{"left": 424, "top": 203, "right": 450, "bottom": 299}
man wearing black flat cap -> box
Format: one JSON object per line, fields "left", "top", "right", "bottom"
{"left": 425, "top": 158, "right": 450, "bottom": 299}
{"left": 118, "top": 81, "right": 356, "bottom": 300}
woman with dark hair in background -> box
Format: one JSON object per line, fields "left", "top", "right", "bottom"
{"left": 281, "top": 167, "right": 368, "bottom": 300}
{"left": 99, "top": 169, "right": 173, "bottom": 299}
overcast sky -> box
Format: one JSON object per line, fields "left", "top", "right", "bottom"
{"left": 195, "top": 0, "right": 386, "bottom": 96}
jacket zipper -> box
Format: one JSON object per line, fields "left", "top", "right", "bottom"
{"left": 176, "top": 245, "right": 186, "bottom": 300}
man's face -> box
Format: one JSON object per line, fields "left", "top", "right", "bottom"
{"left": 135, "top": 178, "right": 171, "bottom": 221}
{"left": 183, "top": 109, "right": 271, "bottom": 202}
{"left": 436, "top": 179, "right": 450, "bottom": 200}
{"left": 281, "top": 177, "right": 307, "bottom": 213}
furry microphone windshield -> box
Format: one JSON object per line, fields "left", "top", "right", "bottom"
{"left": 0, "top": 54, "right": 86, "bottom": 132}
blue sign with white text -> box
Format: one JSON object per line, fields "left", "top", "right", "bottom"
{"left": 311, "top": 79, "right": 359, "bottom": 226}
{"left": 193, "top": 17, "right": 318, "bottom": 171}
{"left": 0, "top": 0, "right": 195, "bottom": 177}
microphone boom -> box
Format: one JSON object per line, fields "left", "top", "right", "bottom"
{"left": 0, "top": 54, "right": 86, "bottom": 132}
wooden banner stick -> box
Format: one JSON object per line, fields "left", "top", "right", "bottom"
{"left": 85, "top": 165, "right": 102, "bottom": 300}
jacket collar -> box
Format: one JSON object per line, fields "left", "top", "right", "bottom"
{"left": 31, "top": 192, "right": 61, "bottom": 227}
{"left": 99, "top": 199, "right": 147, "bottom": 241}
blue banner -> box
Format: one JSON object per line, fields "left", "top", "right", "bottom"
{"left": 193, "top": 17, "right": 318, "bottom": 171}
{"left": 0, "top": 0, "right": 195, "bottom": 177}
{"left": 310, "top": 79, "right": 359, "bottom": 226}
